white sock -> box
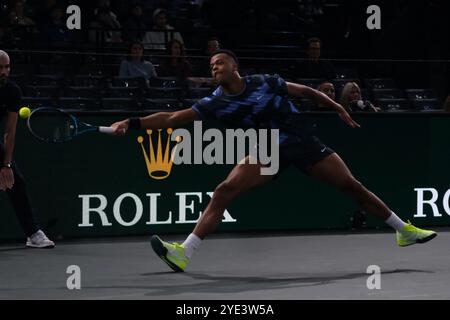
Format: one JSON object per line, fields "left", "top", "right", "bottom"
{"left": 385, "top": 212, "right": 407, "bottom": 231}
{"left": 182, "top": 233, "right": 202, "bottom": 259}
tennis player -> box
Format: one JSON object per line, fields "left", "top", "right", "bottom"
{"left": 0, "top": 50, "right": 55, "bottom": 248}
{"left": 111, "top": 50, "right": 436, "bottom": 272}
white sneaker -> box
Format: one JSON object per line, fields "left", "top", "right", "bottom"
{"left": 26, "top": 230, "right": 55, "bottom": 248}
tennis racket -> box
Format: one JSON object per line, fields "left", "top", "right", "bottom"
{"left": 27, "top": 107, "right": 115, "bottom": 143}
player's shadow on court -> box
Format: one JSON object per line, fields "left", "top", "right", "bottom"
{"left": 134, "top": 269, "right": 433, "bottom": 296}
{"left": 0, "top": 246, "right": 28, "bottom": 252}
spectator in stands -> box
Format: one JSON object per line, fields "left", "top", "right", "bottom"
{"left": 316, "top": 81, "right": 336, "bottom": 110}
{"left": 9, "top": 0, "right": 36, "bottom": 27}
{"left": 121, "top": 4, "right": 146, "bottom": 42}
{"left": 340, "top": 82, "right": 380, "bottom": 112}
{"left": 195, "top": 36, "right": 221, "bottom": 77}
{"left": 119, "top": 41, "right": 157, "bottom": 81}
{"left": 294, "top": 37, "right": 335, "bottom": 80}
{"left": 158, "top": 39, "right": 192, "bottom": 78}
{"left": 205, "top": 37, "right": 221, "bottom": 56}
{"left": 142, "top": 8, "right": 184, "bottom": 50}
{"left": 43, "top": 6, "right": 70, "bottom": 43}
{"left": 444, "top": 95, "right": 450, "bottom": 112}
{"left": 88, "top": 4, "right": 122, "bottom": 43}
{"left": 8, "top": 0, "right": 38, "bottom": 39}
{"left": 35, "top": 0, "right": 57, "bottom": 27}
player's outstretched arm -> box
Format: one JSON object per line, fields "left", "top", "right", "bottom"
{"left": 110, "top": 108, "right": 199, "bottom": 135}
{"left": 286, "top": 82, "right": 360, "bottom": 128}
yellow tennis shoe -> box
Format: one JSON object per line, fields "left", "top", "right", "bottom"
{"left": 396, "top": 221, "right": 437, "bottom": 247}
{"left": 150, "top": 235, "right": 189, "bottom": 272}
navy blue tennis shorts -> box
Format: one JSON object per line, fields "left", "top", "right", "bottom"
{"left": 275, "top": 136, "right": 335, "bottom": 177}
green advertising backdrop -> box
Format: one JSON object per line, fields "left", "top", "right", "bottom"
{"left": 1, "top": 112, "right": 449, "bottom": 240}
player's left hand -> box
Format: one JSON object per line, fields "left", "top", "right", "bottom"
{"left": 337, "top": 107, "right": 360, "bottom": 128}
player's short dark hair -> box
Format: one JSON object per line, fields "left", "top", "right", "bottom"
{"left": 210, "top": 49, "right": 239, "bottom": 68}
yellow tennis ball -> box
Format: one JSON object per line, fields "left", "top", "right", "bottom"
{"left": 19, "top": 107, "right": 31, "bottom": 119}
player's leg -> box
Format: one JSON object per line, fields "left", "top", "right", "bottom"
{"left": 151, "top": 156, "right": 274, "bottom": 271}
{"left": 308, "top": 152, "right": 436, "bottom": 246}
{"left": 192, "top": 156, "right": 274, "bottom": 238}
{"left": 308, "top": 152, "right": 391, "bottom": 220}
{"left": 6, "top": 162, "right": 55, "bottom": 248}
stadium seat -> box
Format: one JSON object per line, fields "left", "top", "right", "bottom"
{"left": 10, "top": 64, "right": 32, "bottom": 76}
{"left": 146, "top": 87, "right": 183, "bottom": 99}
{"left": 364, "top": 78, "right": 397, "bottom": 89}
{"left": 142, "top": 99, "right": 181, "bottom": 110}
{"left": 412, "top": 99, "right": 441, "bottom": 111}
{"left": 58, "top": 97, "right": 98, "bottom": 110}
{"left": 64, "top": 86, "right": 100, "bottom": 99}
{"left": 334, "top": 68, "right": 359, "bottom": 79}
{"left": 112, "top": 76, "right": 148, "bottom": 88}
{"left": 21, "top": 97, "right": 55, "bottom": 108}
{"left": 25, "top": 85, "right": 59, "bottom": 98}
{"left": 372, "top": 89, "right": 405, "bottom": 100}
{"left": 405, "top": 89, "right": 438, "bottom": 100}
{"left": 30, "top": 75, "right": 61, "bottom": 86}
{"left": 77, "top": 64, "right": 106, "bottom": 77}
{"left": 148, "top": 77, "right": 183, "bottom": 88}
{"left": 72, "top": 75, "right": 105, "bottom": 87}
{"left": 376, "top": 98, "right": 411, "bottom": 111}
{"left": 107, "top": 86, "right": 144, "bottom": 99}
{"left": 101, "top": 98, "right": 139, "bottom": 110}
{"left": 36, "top": 64, "right": 69, "bottom": 76}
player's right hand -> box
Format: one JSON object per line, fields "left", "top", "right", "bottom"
{"left": 0, "top": 167, "right": 14, "bottom": 191}
{"left": 110, "top": 120, "right": 129, "bottom": 136}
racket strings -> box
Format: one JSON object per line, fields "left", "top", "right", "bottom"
{"left": 28, "top": 110, "right": 77, "bottom": 142}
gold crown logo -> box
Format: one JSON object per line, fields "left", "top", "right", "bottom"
{"left": 137, "top": 129, "right": 181, "bottom": 180}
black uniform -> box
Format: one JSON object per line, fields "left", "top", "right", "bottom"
{"left": 0, "top": 80, "right": 40, "bottom": 237}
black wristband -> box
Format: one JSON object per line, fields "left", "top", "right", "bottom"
{"left": 128, "top": 117, "right": 141, "bottom": 130}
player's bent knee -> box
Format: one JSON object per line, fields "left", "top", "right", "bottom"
{"left": 213, "top": 181, "right": 239, "bottom": 203}
{"left": 341, "top": 178, "right": 364, "bottom": 196}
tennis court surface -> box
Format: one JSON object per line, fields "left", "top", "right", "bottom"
{"left": 1, "top": 229, "right": 449, "bottom": 300}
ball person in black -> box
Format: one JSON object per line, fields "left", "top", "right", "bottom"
{"left": 0, "top": 50, "right": 54, "bottom": 248}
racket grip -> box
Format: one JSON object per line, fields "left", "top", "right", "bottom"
{"left": 98, "top": 126, "right": 115, "bottom": 134}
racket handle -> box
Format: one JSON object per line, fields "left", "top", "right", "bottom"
{"left": 98, "top": 126, "right": 115, "bottom": 134}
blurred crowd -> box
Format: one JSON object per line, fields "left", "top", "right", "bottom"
{"left": 0, "top": 0, "right": 447, "bottom": 112}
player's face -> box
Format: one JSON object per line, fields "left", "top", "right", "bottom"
{"left": 209, "top": 54, "right": 236, "bottom": 84}
{"left": 0, "top": 55, "right": 10, "bottom": 84}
